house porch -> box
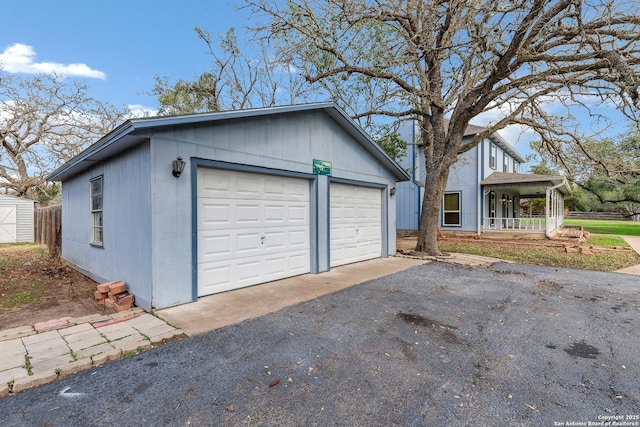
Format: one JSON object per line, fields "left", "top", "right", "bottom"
{"left": 480, "top": 172, "right": 572, "bottom": 239}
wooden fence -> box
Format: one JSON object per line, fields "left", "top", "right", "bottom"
{"left": 566, "top": 211, "right": 629, "bottom": 220}
{"left": 34, "top": 205, "right": 62, "bottom": 257}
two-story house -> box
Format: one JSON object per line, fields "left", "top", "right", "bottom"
{"left": 396, "top": 121, "right": 571, "bottom": 238}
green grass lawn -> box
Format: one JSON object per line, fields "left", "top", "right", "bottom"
{"left": 438, "top": 239, "right": 640, "bottom": 272}
{"left": 564, "top": 219, "right": 640, "bottom": 236}
{"left": 586, "top": 235, "right": 630, "bottom": 248}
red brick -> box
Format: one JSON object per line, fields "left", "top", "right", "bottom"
{"left": 113, "top": 302, "right": 133, "bottom": 312}
{"left": 105, "top": 298, "right": 115, "bottom": 308}
{"left": 579, "top": 247, "right": 594, "bottom": 255}
{"left": 116, "top": 293, "right": 134, "bottom": 306}
{"left": 92, "top": 311, "right": 144, "bottom": 328}
{"left": 96, "top": 298, "right": 106, "bottom": 306}
{"left": 94, "top": 291, "right": 108, "bottom": 300}
{"left": 108, "top": 281, "right": 127, "bottom": 294}
{"left": 96, "top": 281, "right": 115, "bottom": 293}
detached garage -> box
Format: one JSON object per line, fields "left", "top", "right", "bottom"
{"left": 0, "top": 194, "right": 34, "bottom": 244}
{"left": 48, "top": 103, "right": 409, "bottom": 310}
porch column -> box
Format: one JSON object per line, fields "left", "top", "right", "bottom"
{"left": 545, "top": 187, "right": 551, "bottom": 236}
{"left": 545, "top": 183, "right": 565, "bottom": 237}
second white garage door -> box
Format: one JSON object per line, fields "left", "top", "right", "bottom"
{"left": 197, "top": 168, "right": 311, "bottom": 296}
{"left": 330, "top": 182, "right": 382, "bottom": 267}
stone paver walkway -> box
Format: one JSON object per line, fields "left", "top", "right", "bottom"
{"left": 0, "top": 308, "right": 183, "bottom": 397}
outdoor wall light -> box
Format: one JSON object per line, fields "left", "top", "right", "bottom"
{"left": 172, "top": 156, "right": 186, "bottom": 177}
{"left": 390, "top": 187, "right": 396, "bottom": 197}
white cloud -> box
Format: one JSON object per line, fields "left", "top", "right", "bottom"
{"left": 472, "top": 107, "right": 538, "bottom": 152}
{"left": 0, "top": 43, "right": 106, "bottom": 79}
{"left": 127, "top": 104, "right": 158, "bottom": 118}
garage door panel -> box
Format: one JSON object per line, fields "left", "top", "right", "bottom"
{"left": 199, "top": 203, "right": 230, "bottom": 227}
{"left": 283, "top": 180, "right": 309, "bottom": 200}
{"left": 237, "top": 260, "right": 261, "bottom": 282}
{"left": 265, "top": 256, "right": 286, "bottom": 275}
{"left": 200, "top": 235, "right": 232, "bottom": 258}
{"left": 330, "top": 183, "right": 382, "bottom": 267}
{"left": 200, "top": 264, "right": 231, "bottom": 288}
{"left": 288, "top": 229, "right": 308, "bottom": 247}
{"left": 236, "top": 232, "right": 260, "bottom": 253}
{"left": 236, "top": 204, "right": 260, "bottom": 223}
{"left": 265, "top": 205, "right": 285, "bottom": 222}
{"left": 264, "top": 231, "right": 285, "bottom": 249}
{"left": 288, "top": 205, "right": 308, "bottom": 222}
{"left": 289, "top": 253, "right": 309, "bottom": 270}
{"left": 198, "top": 168, "right": 311, "bottom": 296}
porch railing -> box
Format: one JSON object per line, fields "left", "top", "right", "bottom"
{"left": 483, "top": 216, "right": 546, "bottom": 231}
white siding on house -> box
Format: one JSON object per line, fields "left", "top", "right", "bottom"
{"left": 0, "top": 194, "right": 34, "bottom": 243}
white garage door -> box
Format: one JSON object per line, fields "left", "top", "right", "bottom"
{"left": 330, "top": 182, "right": 382, "bottom": 267}
{"left": 197, "top": 168, "right": 311, "bottom": 296}
{"left": 0, "top": 206, "right": 17, "bottom": 244}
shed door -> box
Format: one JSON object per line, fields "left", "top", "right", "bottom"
{"left": 0, "top": 206, "right": 17, "bottom": 244}
{"left": 197, "top": 168, "right": 311, "bottom": 296}
{"left": 330, "top": 183, "right": 382, "bottom": 267}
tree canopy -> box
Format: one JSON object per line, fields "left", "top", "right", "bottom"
{"left": 532, "top": 127, "right": 640, "bottom": 219}
{"left": 244, "top": 0, "right": 640, "bottom": 254}
{"left": 0, "top": 70, "right": 127, "bottom": 201}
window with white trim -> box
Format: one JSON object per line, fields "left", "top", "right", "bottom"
{"left": 443, "top": 192, "right": 461, "bottom": 226}
{"left": 489, "top": 143, "right": 497, "bottom": 169}
{"left": 503, "top": 153, "right": 509, "bottom": 172}
{"left": 513, "top": 161, "right": 519, "bottom": 173}
{"left": 90, "top": 176, "right": 103, "bottom": 246}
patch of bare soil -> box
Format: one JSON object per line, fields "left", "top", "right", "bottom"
{"left": 0, "top": 244, "right": 109, "bottom": 330}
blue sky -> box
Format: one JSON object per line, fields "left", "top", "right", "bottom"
{"left": 1, "top": 0, "right": 246, "bottom": 112}
{"left": 1, "top": 1, "right": 633, "bottom": 163}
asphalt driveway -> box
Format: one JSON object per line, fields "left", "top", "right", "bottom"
{"left": 1, "top": 261, "right": 638, "bottom": 426}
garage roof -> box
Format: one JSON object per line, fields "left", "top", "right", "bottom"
{"left": 48, "top": 103, "right": 410, "bottom": 182}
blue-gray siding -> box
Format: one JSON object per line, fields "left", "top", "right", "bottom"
{"left": 147, "top": 111, "right": 398, "bottom": 309}
{"left": 441, "top": 147, "right": 480, "bottom": 232}
{"left": 61, "top": 109, "right": 400, "bottom": 310}
{"left": 395, "top": 120, "right": 524, "bottom": 233}
{"left": 61, "top": 142, "right": 153, "bottom": 309}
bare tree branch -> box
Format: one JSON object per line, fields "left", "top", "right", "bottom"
{"left": 0, "top": 71, "right": 127, "bottom": 200}
{"left": 245, "top": 0, "right": 640, "bottom": 254}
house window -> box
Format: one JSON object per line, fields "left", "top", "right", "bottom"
{"left": 503, "top": 153, "right": 509, "bottom": 172}
{"left": 443, "top": 192, "right": 461, "bottom": 226}
{"left": 90, "top": 176, "right": 103, "bottom": 246}
{"left": 490, "top": 143, "right": 497, "bottom": 169}
{"left": 513, "top": 161, "right": 519, "bottom": 173}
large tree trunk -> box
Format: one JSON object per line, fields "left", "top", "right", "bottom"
{"left": 415, "top": 163, "right": 450, "bottom": 256}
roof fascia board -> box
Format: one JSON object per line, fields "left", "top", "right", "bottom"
{"left": 322, "top": 106, "right": 410, "bottom": 181}
{"left": 128, "top": 102, "right": 338, "bottom": 130}
{"left": 488, "top": 133, "right": 526, "bottom": 163}
{"left": 48, "top": 102, "right": 409, "bottom": 182}
{"left": 47, "top": 121, "right": 136, "bottom": 181}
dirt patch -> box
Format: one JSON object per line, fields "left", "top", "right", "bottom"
{"left": 0, "top": 244, "right": 108, "bottom": 330}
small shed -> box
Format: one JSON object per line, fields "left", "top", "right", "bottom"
{"left": 48, "top": 103, "right": 409, "bottom": 310}
{"left": 0, "top": 194, "right": 35, "bottom": 244}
